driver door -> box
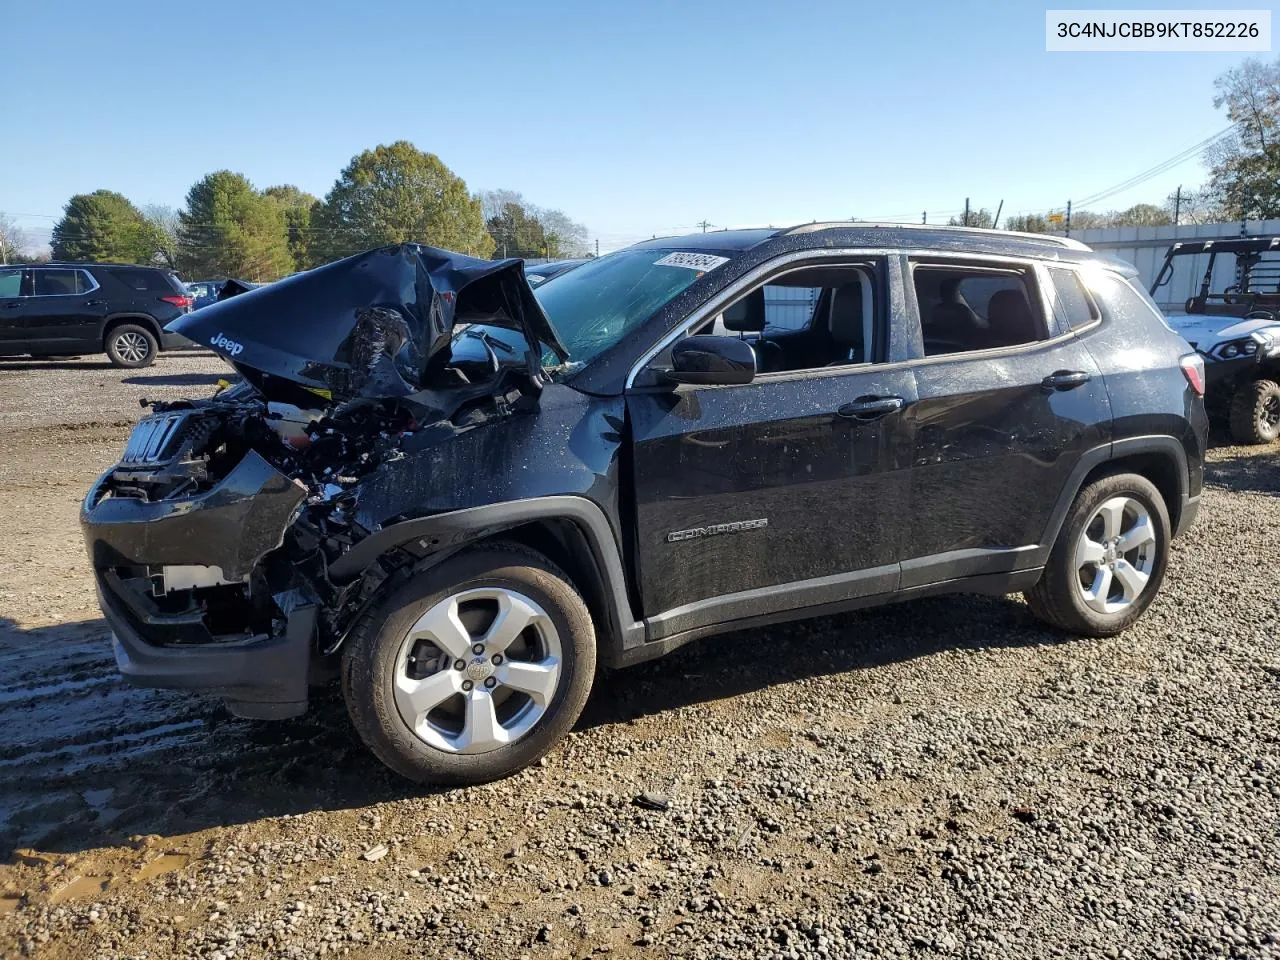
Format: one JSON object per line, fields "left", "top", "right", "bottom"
{"left": 624, "top": 258, "right": 917, "bottom": 637}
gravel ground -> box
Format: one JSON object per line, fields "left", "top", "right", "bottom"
{"left": 0, "top": 354, "right": 1277, "bottom": 959}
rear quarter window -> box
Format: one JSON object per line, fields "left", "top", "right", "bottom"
{"left": 110, "top": 268, "right": 180, "bottom": 293}
{"left": 1085, "top": 270, "right": 1174, "bottom": 333}
{"left": 1046, "top": 266, "right": 1100, "bottom": 331}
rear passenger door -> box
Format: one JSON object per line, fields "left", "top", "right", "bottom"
{"left": 0, "top": 267, "right": 29, "bottom": 348}
{"left": 21, "top": 268, "right": 105, "bottom": 350}
{"left": 901, "top": 257, "right": 1110, "bottom": 587}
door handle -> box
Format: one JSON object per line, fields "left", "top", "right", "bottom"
{"left": 1041, "top": 370, "right": 1091, "bottom": 391}
{"left": 838, "top": 396, "right": 905, "bottom": 420}
{"left": 84, "top": 299, "right": 106, "bottom": 306}
{"left": 2, "top": 301, "right": 21, "bottom": 309}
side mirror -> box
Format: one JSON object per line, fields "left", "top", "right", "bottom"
{"left": 668, "top": 335, "right": 756, "bottom": 386}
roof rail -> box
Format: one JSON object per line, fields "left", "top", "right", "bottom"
{"left": 782, "top": 221, "right": 1093, "bottom": 252}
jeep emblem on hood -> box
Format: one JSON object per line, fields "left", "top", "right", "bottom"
{"left": 210, "top": 332, "right": 245, "bottom": 357}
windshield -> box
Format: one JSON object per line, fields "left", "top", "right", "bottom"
{"left": 532, "top": 249, "right": 722, "bottom": 364}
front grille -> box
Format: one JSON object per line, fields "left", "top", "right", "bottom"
{"left": 120, "top": 413, "right": 188, "bottom": 465}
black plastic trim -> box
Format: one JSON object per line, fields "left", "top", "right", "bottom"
{"left": 100, "top": 576, "right": 314, "bottom": 717}
{"left": 327, "top": 496, "right": 646, "bottom": 656}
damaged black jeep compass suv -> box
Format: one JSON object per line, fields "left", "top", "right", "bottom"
{"left": 83, "top": 227, "right": 1208, "bottom": 784}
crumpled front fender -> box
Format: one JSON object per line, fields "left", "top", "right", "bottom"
{"left": 82, "top": 450, "right": 306, "bottom": 580}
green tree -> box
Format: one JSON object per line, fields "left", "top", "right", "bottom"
{"left": 947, "top": 208, "right": 994, "bottom": 228}
{"left": 1003, "top": 214, "right": 1050, "bottom": 233}
{"left": 179, "top": 171, "right": 293, "bottom": 280}
{"left": 1106, "top": 203, "right": 1173, "bottom": 227}
{"left": 480, "top": 189, "right": 591, "bottom": 258}
{"left": 1206, "top": 56, "right": 1280, "bottom": 218}
{"left": 486, "top": 200, "right": 558, "bottom": 259}
{"left": 313, "top": 141, "right": 493, "bottom": 262}
{"left": 51, "top": 190, "right": 164, "bottom": 263}
{"left": 264, "top": 185, "right": 318, "bottom": 270}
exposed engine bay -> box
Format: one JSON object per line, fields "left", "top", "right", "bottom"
{"left": 82, "top": 243, "right": 560, "bottom": 663}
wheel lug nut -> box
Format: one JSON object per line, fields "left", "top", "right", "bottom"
{"left": 454, "top": 659, "right": 466, "bottom": 671}
{"left": 472, "top": 643, "right": 485, "bottom": 655}
{"left": 462, "top": 680, "right": 474, "bottom": 692}
{"left": 484, "top": 677, "right": 497, "bottom": 689}
{"left": 492, "top": 654, "right": 503, "bottom": 665}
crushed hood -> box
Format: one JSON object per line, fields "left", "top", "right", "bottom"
{"left": 167, "top": 244, "right": 568, "bottom": 400}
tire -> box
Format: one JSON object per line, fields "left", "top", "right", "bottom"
{"left": 342, "top": 545, "right": 596, "bottom": 785}
{"left": 1025, "top": 472, "right": 1171, "bottom": 637}
{"left": 1228, "top": 378, "right": 1280, "bottom": 445}
{"left": 104, "top": 323, "right": 158, "bottom": 368}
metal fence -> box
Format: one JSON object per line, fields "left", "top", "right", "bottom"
{"left": 1053, "top": 219, "right": 1280, "bottom": 310}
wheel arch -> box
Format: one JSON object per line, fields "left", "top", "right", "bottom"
{"left": 328, "top": 497, "right": 645, "bottom": 665}
{"left": 1039, "top": 436, "right": 1191, "bottom": 559}
{"left": 101, "top": 313, "right": 163, "bottom": 346}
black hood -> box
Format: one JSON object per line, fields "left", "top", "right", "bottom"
{"left": 167, "top": 244, "right": 568, "bottom": 400}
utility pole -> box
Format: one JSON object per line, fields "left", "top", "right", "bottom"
{"left": 1173, "top": 185, "right": 1182, "bottom": 226}
{"left": 595, "top": 238, "right": 599, "bottom": 258}
{"left": 696, "top": 219, "right": 712, "bottom": 233}
{"left": 922, "top": 211, "right": 927, "bottom": 224}
{"left": 963, "top": 198, "right": 970, "bottom": 227}
{"left": 1065, "top": 200, "right": 1072, "bottom": 237}
{"left": 992, "top": 199, "right": 1004, "bottom": 231}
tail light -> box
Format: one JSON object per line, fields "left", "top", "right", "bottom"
{"left": 1179, "top": 353, "right": 1206, "bottom": 396}
{"left": 160, "top": 295, "right": 193, "bottom": 310}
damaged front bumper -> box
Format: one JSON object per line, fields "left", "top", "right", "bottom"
{"left": 83, "top": 449, "right": 317, "bottom": 718}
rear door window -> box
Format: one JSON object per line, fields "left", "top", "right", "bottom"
{"left": 0, "top": 268, "right": 23, "bottom": 298}
{"left": 910, "top": 263, "right": 1048, "bottom": 356}
{"left": 32, "top": 269, "right": 80, "bottom": 296}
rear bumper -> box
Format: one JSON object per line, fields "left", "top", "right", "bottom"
{"left": 1175, "top": 492, "right": 1200, "bottom": 539}
{"left": 98, "top": 571, "right": 315, "bottom": 719}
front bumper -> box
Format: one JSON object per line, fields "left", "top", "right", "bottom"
{"left": 98, "top": 570, "right": 314, "bottom": 719}
{"left": 83, "top": 450, "right": 315, "bottom": 718}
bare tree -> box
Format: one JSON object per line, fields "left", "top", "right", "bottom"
{"left": 0, "top": 212, "right": 31, "bottom": 264}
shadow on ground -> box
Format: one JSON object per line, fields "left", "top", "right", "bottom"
{"left": 0, "top": 593, "right": 1057, "bottom": 859}
{"left": 1205, "top": 446, "right": 1280, "bottom": 497}
{"left": 0, "top": 359, "right": 113, "bottom": 372}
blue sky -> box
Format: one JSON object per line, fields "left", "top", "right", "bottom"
{"left": 1, "top": 0, "right": 1265, "bottom": 252}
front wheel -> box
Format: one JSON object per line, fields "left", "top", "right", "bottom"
{"left": 104, "top": 324, "right": 158, "bottom": 368}
{"left": 342, "top": 546, "right": 596, "bottom": 784}
{"left": 1025, "top": 472, "right": 1171, "bottom": 637}
{"left": 1228, "top": 378, "right": 1280, "bottom": 445}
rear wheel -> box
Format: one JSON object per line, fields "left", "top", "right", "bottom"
{"left": 342, "top": 546, "right": 596, "bottom": 784}
{"left": 1025, "top": 472, "right": 1170, "bottom": 637}
{"left": 104, "top": 324, "right": 158, "bottom": 368}
{"left": 1228, "top": 378, "right": 1280, "bottom": 444}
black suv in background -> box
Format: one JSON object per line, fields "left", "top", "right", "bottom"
{"left": 0, "top": 262, "right": 193, "bottom": 367}
{"left": 82, "top": 227, "right": 1207, "bottom": 784}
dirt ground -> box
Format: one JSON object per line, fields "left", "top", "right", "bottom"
{"left": 0, "top": 353, "right": 1277, "bottom": 959}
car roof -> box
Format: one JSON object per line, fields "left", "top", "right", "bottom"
{"left": 38, "top": 261, "right": 175, "bottom": 271}
{"left": 631, "top": 222, "right": 1094, "bottom": 258}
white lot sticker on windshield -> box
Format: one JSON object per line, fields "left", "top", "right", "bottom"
{"left": 654, "top": 252, "right": 730, "bottom": 272}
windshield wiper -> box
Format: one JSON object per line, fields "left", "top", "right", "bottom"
{"left": 464, "top": 329, "right": 515, "bottom": 355}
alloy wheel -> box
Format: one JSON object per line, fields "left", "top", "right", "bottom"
{"left": 114, "top": 331, "right": 150, "bottom": 364}
{"left": 392, "top": 587, "right": 562, "bottom": 754}
{"left": 1074, "top": 496, "right": 1158, "bottom": 615}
